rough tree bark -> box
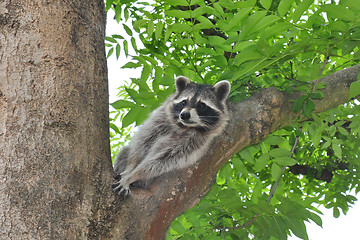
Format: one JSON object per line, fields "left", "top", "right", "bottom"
{"left": 0, "top": 0, "right": 114, "bottom": 239}
{"left": 0, "top": 1, "right": 359, "bottom": 240}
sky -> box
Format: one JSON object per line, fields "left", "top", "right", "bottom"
{"left": 105, "top": 10, "right": 360, "bottom": 240}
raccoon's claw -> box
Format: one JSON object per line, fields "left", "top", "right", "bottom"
{"left": 112, "top": 181, "right": 131, "bottom": 197}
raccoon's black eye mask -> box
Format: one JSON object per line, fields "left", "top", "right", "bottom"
{"left": 197, "top": 101, "right": 209, "bottom": 111}
{"left": 180, "top": 99, "right": 187, "bottom": 106}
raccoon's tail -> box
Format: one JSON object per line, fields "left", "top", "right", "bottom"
{"left": 113, "top": 146, "right": 131, "bottom": 176}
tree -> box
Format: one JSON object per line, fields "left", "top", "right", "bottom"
{"left": 0, "top": 1, "right": 359, "bottom": 240}
{"left": 0, "top": 0, "right": 113, "bottom": 238}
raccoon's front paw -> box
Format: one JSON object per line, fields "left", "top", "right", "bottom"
{"left": 112, "top": 180, "right": 131, "bottom": 197}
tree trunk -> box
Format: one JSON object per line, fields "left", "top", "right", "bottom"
{"left": 1, "top": 1, "right": 359, "bottom": 240}
{"left": 0, "top": 0, "right": 114, "bottom": 239}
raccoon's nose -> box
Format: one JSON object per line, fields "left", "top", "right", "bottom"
{"left": 180, "top": 111, "right": 190, "bottom": 121}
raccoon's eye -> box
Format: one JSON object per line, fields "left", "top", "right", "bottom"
{"left": 180, "top": 100, "right": 187, "bottom": 106}
{"left": 198, "top": 102, "right": 208, "bottom": 110}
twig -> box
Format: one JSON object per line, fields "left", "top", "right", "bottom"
{"left": 267, "top": 135, "right": 300, "bottom": 203}
{"left": 312, "top": 55, "right": 329, "bottom": 92}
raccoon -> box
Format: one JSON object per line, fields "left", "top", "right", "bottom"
{"left": 112, "top": 76, "right": 231, "bottom": 197}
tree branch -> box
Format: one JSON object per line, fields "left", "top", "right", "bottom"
{"left": 111, "top": 65, "right": 360, "bottom": 239}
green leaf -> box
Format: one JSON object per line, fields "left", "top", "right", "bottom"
{"left": 333, "top": 207, "right": 340, "bottom": 218}
{"left": 147, "top": 21, "right": 155, "bottom": 37}
{"left": 284, "top": 216, "right": 308, "bottom": 240}
{"left": 190, "top": 0, "right": 203, "bottom": 5}
{"left": 116, "top": 44, "right": 121, "bottom": 59}
{"left": 123, "top": 40, "right": 129, "bottom": 57}
{"left": 260, "top": 22, "right": 292, "bottom": 40}
{"left": 155, "top": 22, "right": 164, "bottom": 40}
{"left": 260, "top": 0, "right": 272, "bottom": 9}
{"left": 170, "top": 23, "right": 192, "bottom": 32}
{"left": 140, "top": 65, "right": 151, "bottom": 82}
{"left": 122, "top": 61, "right": 141, "bottom": 69}
{"left": 292, "top": 95, "right": 307, "bottom": 113}
{"left": 124, "top": 6, "right": 129, "bottom": 21}
{"left": 269, "top": 148, "right": 292, "bottom": 158}
{"left": 131, "top": 37, "right": 138, "bottom": 52}
{"left": 133, "top": 19, "right": 147, "bottom": 29}
{"left": 308, "top": 124, "right": 322, "bottom": 148}
{"left": 115, "top": 4, "right": 122, "bottom": 23}
{"left": 309, "top": 92, "right": 323, "bottom": 100}
{"left": 196, "top": 16, "right": 214, "bottom": 29}
{"left": 223, "top": 7, "right": 252, "bottom": 31}
{"left": 140, "top": 56, "right": 156, "bottom": 66}
{"left": 213, "top": 2, "right": 225, "bottom": 17}
{"left": 292, "top": 0, "right": 314, "bottom": 23}
{"left": 164, "top": 26, "right": 172, "bottom": 42}
{"left": 233, "top": 46, "right": 263, "bottom": 66}
{"left": 321, "top": 4, "right": 355, "bottom": 22}
{"left": 264, "top": 136, "right": 284, "bottom": 145}
{"left": 153, "top": 66, "right": 162, "bottom": 93}
{"left": 329, "top": 20, "right": 349, "bottom": 32}
{"left": 176, "top": 39, "right": 194, "bottom": 48}
{"left": 341, "top": 0, "right": 360, "bottom": 11}
{"left": 252, "top": 181, "right": 263, "bottom": 203}
{"left": 126, "top": 88, "right": 141, "bottom": 103}
{"left": 348, "top": 79, "right": 360, "bottom": 100}
{"left": 219, "top": 163, "right": 232, "bottom": 179}
{"left": 110, "top": 123, "right": 120, "bottom": 134}
{"left": 233, "top": 41, "right": 255, "bottom": 52}
{"left": 240, "top": 11, "right": 267, "bottom": 38}
{"left": 255, "top": 154, "right": 270, "bottom": 172}
{"left": 105, "top": 0, "right": 114, "bottom": 11}
{"left": 171, "top": 219, "right": 186, "bottom": 234}
{"left": 249, "top": 15, "right": 280, "bottom": 36}
{"left": 106, "top": 47, "right": 114, "bottom": 58}
{"left": 315, "top": 82, "right": 326, "bottom": 90}
{"left": 278, "top": 0, "right": 294, "bottom": 16}
{"left": 342, "top": 41, "right": 359, "bottom": 55}
{"left": 240, "top": 149, "right": 253, "bottom": 163}
{"left": 191, "top": 5, "right": 209, "bottom": 18}
{"left": 165, "top": 0, "right": 188, "bottom": 6}
{"left": 257, "top": 38, "right": 271, "bottom": 56}
{"left": 332, "top": 139, "right": 342, "bottom": 159}
{"left": 304, "top": 99, "right": 315, "bottom": 118}
{"left": 123, "top": 24, "right": 133, "bottom": 36}
{"left": 232, "top": 157, "right": 249, "bottom": 175}
{"left": 274, "top": 156, "right": 297, "bottom": 166}
{"left": 136, "top": 107, "right": 152, "bottom": 125}
{"left": 122, "top": 106, "right": 141, "bottom": 128}
{"left": 271, "top": 163, "right": 282, "bottom": 181}
{"left": 105, "top": 36, "right": 117, "bottom": 43}
{"left": 111, "top": 100, "right": 136, "bottom": 109}
{"left": 308, "top": 212, "right": 322, "bottom": 227}
{"left": 166, "top": 10, "right": 191, "bottom": 18}
{"left": 111, "top": 34, "right": 124, "bottom": 40}
{"left": 337, "top": 127, "right": 349, "bottom": 136}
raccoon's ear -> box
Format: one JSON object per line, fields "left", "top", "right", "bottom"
{"left": 175, "top": 76, "right": 191, "bottom": 92}
{"left": 213, "top": 80, "right": 231, "bottom": 102}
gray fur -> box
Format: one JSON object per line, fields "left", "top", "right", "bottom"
{"left": 112, "top": 76, "right": 231, "bottom": 197}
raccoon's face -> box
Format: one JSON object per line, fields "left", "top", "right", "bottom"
{"left": 170, "top": 76, "right": 231, "bottom": 133}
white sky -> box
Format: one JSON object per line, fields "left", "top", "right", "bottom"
{"left": 106, "top": 10, "right": 360, "bottom": 240}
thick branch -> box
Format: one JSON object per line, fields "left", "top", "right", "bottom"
{"left": 111, "top": 65, "right": 360, "bottom": 239}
